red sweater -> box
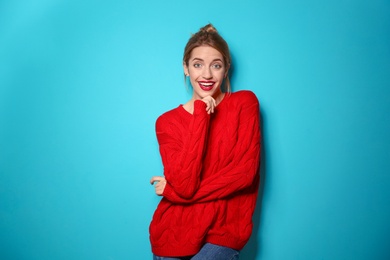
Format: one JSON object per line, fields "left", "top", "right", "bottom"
{"left": 149, "top": 90, "right": 261, "bottom": 257}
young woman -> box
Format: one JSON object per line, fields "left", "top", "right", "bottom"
{"left": 149, "top": 24, "right": 261, "bottom": 260}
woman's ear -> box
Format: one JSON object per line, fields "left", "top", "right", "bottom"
{"left": 183, "top": 61, "right": 189, "bottom": 76}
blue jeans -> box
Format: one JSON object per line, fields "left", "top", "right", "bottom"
{"left": 153, "top": 243, "right": 240, "bottom": 260}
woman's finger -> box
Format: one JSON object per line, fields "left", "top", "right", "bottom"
{"left": 154, "top": 179, "right": 167, "bottom": 195}
{"left": 150, "top": 176, "right": 164, "bottom": 185}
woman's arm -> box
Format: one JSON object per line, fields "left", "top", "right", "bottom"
{"left": 155, "top": 100, "right": 210, "bottom": 199}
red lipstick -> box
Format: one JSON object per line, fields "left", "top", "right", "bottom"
{"left": 198, "top": 81, "right": 215, "bottom": 91}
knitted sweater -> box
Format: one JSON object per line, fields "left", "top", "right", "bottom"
{"left": 149, "top": 90, "right": 261, "bottom": 257}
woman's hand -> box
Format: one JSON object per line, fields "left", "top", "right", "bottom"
{"left": 201, "top": 96, "right": 216, "bottom": 114}
{"left": 150, "top": 176, "right": 167, "bottom": 196}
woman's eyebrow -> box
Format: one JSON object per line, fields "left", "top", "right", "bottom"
{"left": 191, "top": 58, "right": 223, "bottom": 62}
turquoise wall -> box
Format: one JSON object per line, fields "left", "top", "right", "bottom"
{"left": 1, "top": 0, "right": 389, "bottom": 259}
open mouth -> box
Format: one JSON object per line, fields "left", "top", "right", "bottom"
{"left": 198, "top": 81, "right": 215, "bottom": 91}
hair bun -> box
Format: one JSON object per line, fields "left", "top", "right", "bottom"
{"left": 200, "top": 23, "right": 217, "bottom": 33}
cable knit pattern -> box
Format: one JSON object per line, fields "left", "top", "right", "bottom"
{"left": 150, "top": 90, "right": 261, "bottom": 257}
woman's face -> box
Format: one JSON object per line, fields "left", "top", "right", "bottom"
{"left": 184, "top": 46, "right": 228, "bottom": 101}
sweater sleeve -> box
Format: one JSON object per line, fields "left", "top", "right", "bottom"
{"left": 163, "top": 91, "right": 261, "bottom": 203}
{"left": 156, "top": 100, "right": 210, "bottom": 199}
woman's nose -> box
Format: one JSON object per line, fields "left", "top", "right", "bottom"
{"left": 202, "top": 68, "right": 212, "bottom": 79}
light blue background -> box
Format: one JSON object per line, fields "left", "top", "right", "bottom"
{"left": 1, "top": 0, "right": 389, "bottom": 259}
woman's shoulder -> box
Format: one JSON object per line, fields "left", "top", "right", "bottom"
{"left": 157, "top": 106, "right": 180, "bottom": 121}
{"left": 155, "top": 105, "right": 188, "bottom": 129}
{"left": 229, "top": 90, "right": 259, "bottom": 106}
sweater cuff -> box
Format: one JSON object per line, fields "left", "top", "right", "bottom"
{"left": 162, "top": 183, "right": 188, "bottom": 203}
{"left": 162, "top": 183, "right": 175, "bottom": 200}
{"left": 193, "top": 100, "right": 207, "bottom": 116}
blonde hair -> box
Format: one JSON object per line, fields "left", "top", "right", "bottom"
{"left": 183, "top": 24, "right": 232, "bottom": 93}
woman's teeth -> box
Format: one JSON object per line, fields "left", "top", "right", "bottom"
{"left": 199, "top": 82, "right": 214, "bottom": 91}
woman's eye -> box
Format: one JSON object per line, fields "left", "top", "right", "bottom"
{"left": 194, "top": 63, "right": 202, "bottom": 68}
{"left": 212, "top": 64, "right": 222, "bottom": 69}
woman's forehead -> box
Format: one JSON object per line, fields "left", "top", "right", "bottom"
{"left": 190, "top": 46, "right": 223, "bottom": 61}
